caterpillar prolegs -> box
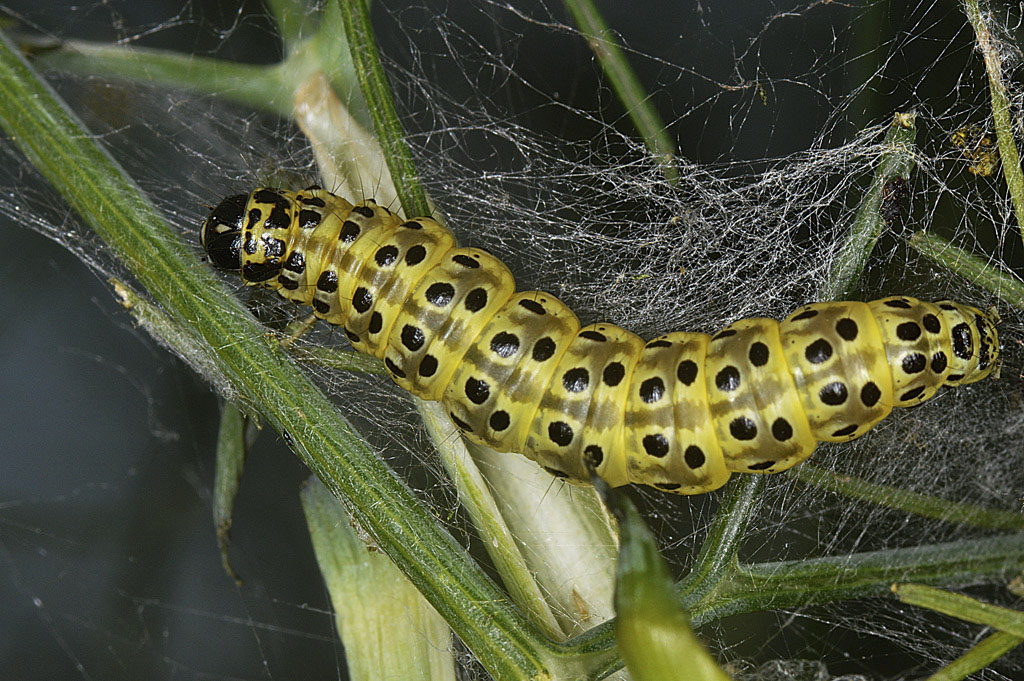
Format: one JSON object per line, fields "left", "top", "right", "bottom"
{"left": 201, "top": 187, "right": 1000, "bottom": 495}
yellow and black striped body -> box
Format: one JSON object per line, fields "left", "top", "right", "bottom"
{"left": 201, "top": 187, "right": 1001, "bottom": 494}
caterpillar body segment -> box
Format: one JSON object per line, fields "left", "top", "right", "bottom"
{"left": 201, "top": 187, "right": 1001, "bottom": 495}
{"left": 443, "top": 291, "right": 580, "bottom": 455}
{"left": 388, "top": 247, "right": 517, "bottom": 401}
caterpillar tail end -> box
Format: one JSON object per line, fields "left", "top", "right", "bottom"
{"left": 977, "top": 308, "right": 1001, "bottom": 382}
{"left": 963, "top": 304, "right": 1000, "bottom": 384}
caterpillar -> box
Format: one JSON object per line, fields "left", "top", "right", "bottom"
{"left": 201, "top": 187, "right": 1000, "bottom": 495}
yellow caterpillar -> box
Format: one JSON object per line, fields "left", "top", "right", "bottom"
{"left": 201, "top": 187, "right": 1000, "bottom": 494}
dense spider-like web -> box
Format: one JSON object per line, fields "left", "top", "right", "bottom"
{"left": 1, "top": 1, "right": 1023, "bottom": 679}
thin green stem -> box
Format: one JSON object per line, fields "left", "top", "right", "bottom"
{"left": 692, "top": 532, "right": 1024, "bottom": 625}
{"left": 418, "top": 400, "right": 566, "bottom": 641}
{"left": 908, "top": 231, "right": 1024, "bottom": 310}
{"left": 337, "top": 0, "right": 431, "bottom": 219}
{"left": 677, "top": 475, "right": 766, "bottom": 604}
{"left": 311, "top": 0, "right": 373, "bottom": 131}
{"left": 20, "top": 5, "right": 367, "bottom": 128}
{"left": 926, "top": 631, "right": 1023, "bottom": 681}
{"left": 569, "top": 532, "right": 1024, "bottom": 663}
{"left": 790, "top": 464, "right": 1024, "bottom": 531}
{"left": 962, "top": 0, "right": 1024, "bottom": 251}
{"left": 26, "top": 38, "right": 297, "bottom": 117}
{"left": 562, "top": 0, "right": 678, "bottom": 184}
{"left": 0, "top": 32, "right": 552, "bottom": 681}
{"left": 213, "top": 401, "right": 248, "bottom": 584}
{"left": 822, "top": 112, "right": 917, "bottom": 299}
{"left": 893, "top": 583, "right": 1024, "bottom": 637}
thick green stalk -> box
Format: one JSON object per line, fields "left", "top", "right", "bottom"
{"left": 0, "top": 32, "right": 553, "bottom": 681}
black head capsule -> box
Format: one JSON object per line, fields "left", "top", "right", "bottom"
{"left": 201, "top": 193, "right": 248, "bottom": 270}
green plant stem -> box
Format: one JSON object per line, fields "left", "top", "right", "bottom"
{"left": 822, "top": 112, "right": 917, "bottom": 299}
{"left": 264, "top": 0, "right": 311, "bottom": 48}
{"left": 562, "top": 0, "right": 678, "bottom": 184}
{"left": 28, "top": 39, "right": 297, "bottom": 118}
{"left": 926, "top": 631, "right": 1024, "bottom": 681}
{"left": 417, "top": 400, "right": 566, "bottom": 641}
{"left": 213, "top": 402, "right": 248, "bottom": 584}
{"left": 338, "top": 0, "right": 431, "bottom": 218}
{"left": 901, "top": 583, "right": 1024, "bottom": 681}
{"left": 677, "top": 475, "right": 766, "bottom": 604}
{"left": 790, "top": 464, "right": 1024, "bottom": 531}
{"left": 962, "top": 0, "right": 1024, "bottom": 250}
{"left": 697, "top": 533, "right": 1024, "bottom": 624}
{"left": 19, "top": 3, "right": 368, "bottom": 129}
{"left": 0, "top": 32, "right": 554, "bottom": 681}
{"left": 893, "top": 583, "right": 1024, "bottom": 637}
{"left": 908, "top": 231, "right": 1024, "bottom": 310}
{"left": 570, "top": 531, "right": 1024, "bottom": 667}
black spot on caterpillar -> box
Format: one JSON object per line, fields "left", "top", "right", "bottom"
{"left": 201, "top": 187, "right": 1001, "bottom": 495}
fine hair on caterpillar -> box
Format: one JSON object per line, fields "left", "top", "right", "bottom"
{"left": 201, "top": 186, "right": 1000, "bottom": 495}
